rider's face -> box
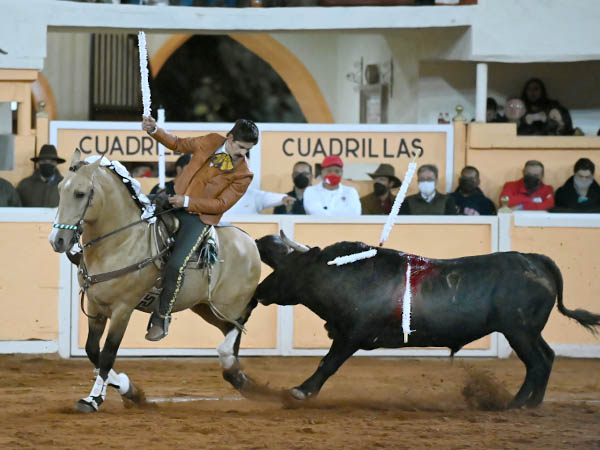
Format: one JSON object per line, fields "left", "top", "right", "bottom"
{"left": 226, "top": 136, "right": 254, "bottom": 162}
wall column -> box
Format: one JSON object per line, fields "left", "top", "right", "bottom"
{"left": 475, "top": 62, "right": 488, "bottom": 122}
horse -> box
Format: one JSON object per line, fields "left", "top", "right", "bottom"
{"left": 49, "top": 150, "right": 262, "bottom": 412}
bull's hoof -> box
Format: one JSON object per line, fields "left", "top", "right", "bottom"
{"left": 290, "top": 388, "right": 307, "bottom": 401}
{"left": 74, "top": 398, "right": 98, "bottom": 413}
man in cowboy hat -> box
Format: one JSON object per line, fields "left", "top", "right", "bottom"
{"left": 142, "top": 115, "right": 259, "bottom": 341}
{"left": 360, "top": 163, "right": 401, "bottom": 215}
{"left": 17, "top": 144, "right": 65, "bottom": 207}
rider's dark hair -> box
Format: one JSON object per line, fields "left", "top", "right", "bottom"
{"left": 227, "top": 119, "right": 259, "bottom": 144}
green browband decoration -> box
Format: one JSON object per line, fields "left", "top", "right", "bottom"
{"left": 53, "top": 223, "right": 78, "bottom": 231}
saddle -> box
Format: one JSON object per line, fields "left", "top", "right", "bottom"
{"left": 137, "top": 196, "right": 222, "bottom": 313}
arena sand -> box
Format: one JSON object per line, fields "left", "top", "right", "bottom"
{"left": 0, "top": 355, "right": 598, "bottom": 449}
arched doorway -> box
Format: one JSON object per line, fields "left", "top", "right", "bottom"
{"left": 151, "top": 34, "right": 333, "bottom": 123}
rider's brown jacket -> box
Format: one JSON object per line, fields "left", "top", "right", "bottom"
{"left": 152, "top": 129, "right": 253, "bottom": 225}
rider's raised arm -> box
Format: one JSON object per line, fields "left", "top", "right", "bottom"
{"left": 187, "top": 173, "right": 253, "bottom": 215}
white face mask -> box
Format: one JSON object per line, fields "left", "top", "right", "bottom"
{"left": 574, "top": 177, "right": 593, "bottom": 191}
{"left": 418, "top": 181, "right": 436, "bottom": 196}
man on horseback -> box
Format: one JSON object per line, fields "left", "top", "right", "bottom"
{"left": 141, "top": 116, "right": 258, "bottom": 341}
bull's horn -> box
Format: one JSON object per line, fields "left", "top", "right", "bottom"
{"left": 280, "top": 230, "right": 309, "bottom": 253}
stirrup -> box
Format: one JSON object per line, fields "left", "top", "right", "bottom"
{"left": 144, "top": 314, "right": 171, "bottom": 341}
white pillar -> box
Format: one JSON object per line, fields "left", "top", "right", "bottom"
{"left": 475, "top": 63, "right": 488, "bottom": 122}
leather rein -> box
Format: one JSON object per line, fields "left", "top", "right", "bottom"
{"left": 53, "top": 174, "right": 178, "bottom": 318}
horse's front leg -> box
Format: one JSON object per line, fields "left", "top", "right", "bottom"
{"left": 76, "top": 307, "right": 138, "bottom": 412}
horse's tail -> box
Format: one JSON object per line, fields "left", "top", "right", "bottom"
{"left": 541, "top": 255, "right": 600, "bottom": 334}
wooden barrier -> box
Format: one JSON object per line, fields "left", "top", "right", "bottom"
{"left": 2, "top": 210, "right": 598, "bottom": 358}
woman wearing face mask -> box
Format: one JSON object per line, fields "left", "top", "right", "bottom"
{"left": 303, "top": 155, "right": 361, "bottom": 216}
{"left": 17, "top": 144, "right": 65, "bottom": 207}
{"left": 553, "top": 158, "right": 600, "bottom": 212}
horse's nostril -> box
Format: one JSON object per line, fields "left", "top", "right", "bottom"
{"left": 57, "top": 238, "right": 64, "bottom": 248}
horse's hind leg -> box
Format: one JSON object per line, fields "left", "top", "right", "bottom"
{"left": 191, "top": 303, "right": 252, "bottom": 391}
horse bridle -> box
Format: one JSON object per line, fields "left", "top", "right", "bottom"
{"left": 52, "top": 179, "right": 95, "bottom": 247}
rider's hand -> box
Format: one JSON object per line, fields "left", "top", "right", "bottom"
{"left": 142, "top": 115, "right": 157, "bottom": 134}
{"left": 168, "top": 195, "right": 185, "bottom": 208}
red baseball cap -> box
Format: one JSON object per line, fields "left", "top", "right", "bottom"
{"left": 322, "top": 155, "right": 343, "bottom": 168}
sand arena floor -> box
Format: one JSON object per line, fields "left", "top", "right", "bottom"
{"left": 0, "top": 355, "right": 598, "bottom": 449}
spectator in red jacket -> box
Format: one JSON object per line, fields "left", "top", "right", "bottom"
{"left": 499, "top": 160, "right": 555, "bottom": 210}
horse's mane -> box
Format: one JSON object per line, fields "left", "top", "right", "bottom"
{"left": 75, "top": 156, "right": 156, "bottom": 221}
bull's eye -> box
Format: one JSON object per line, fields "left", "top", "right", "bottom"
{"left": 74, "top": 191, "right": 86, "bottom": 199}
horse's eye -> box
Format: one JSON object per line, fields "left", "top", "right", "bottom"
{"left": 75, "top": 191, "right": 86, "bottom": 199}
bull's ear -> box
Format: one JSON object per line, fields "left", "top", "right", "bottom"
{"left": 69, "top": 149, "right": 81, "bottom": 170}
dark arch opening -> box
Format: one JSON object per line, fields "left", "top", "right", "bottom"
{"left": 152, "top": 35, "right": 306, "bottom": 123}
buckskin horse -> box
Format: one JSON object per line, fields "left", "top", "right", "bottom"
{"left": 49, "top": 150, "right": 261, "bottom": 412}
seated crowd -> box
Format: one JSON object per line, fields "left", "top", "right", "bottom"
{"left": 3, "top": 145, "right": 600, "bottom": 216}
{"left": 487, "top": 77, "right": 581, "bottom": 136}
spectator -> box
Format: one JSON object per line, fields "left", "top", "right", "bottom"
{"left": 360, "top": 163, "right": 401, "bottom": 215}
{"left": 224, "top": 186, "right": 295, "bottom": 216}
{"left": 399, "top": 164, "right": 457, "bottom": 215}
{"left": 17, "top": 144, "right": 65, "bottom": 207}
{"left": 274, "top": 161, "right": 312, "bottom": 215}
{"left": 519, "top": 78, "right": 572, "bottom": 136}
{"left": 150, "top": 154, "right": 191, "bottom": 196}
{"left": 0, "top": 177, "right": 21, "bottom": 206}
{"left": 543, "top": 105, "right": 574, "bottom": 136}
{"left": 303, "top": 155, "right": 361, "bottom": 216}
{"left": 499, "top": 160, "right": 554, "bottom": 210}
{"left": 486, "top": 97, "right": 506, "bottom": 123}
{"left": 521, "top": 77, "right": 556, "bottom": 116}
{"left": 553, "top": 158, "right": 600, "bottom": 212}
{"left": 450, "top": 166, "right": 496, "bottom": 215}
{"left": 504, "top": 98, "right": 528, "bottom": 134}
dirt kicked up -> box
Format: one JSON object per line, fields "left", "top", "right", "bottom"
{"left": 0, "top": 355, "right": 598, "bottom": 449}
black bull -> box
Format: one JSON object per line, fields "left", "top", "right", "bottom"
{"left": 254, "top": 233, "right": 600, "bottom": 408}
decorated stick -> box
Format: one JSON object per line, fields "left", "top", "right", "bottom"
{"left": 327, "top": 249, "right": 377, "bottom": 266}
{"left": 378, "top": 157, "right": 418, "bottom": 247}
{"left": 402, "top": 262, "right": 413, "bottom": 343}
{"left": 137, "top": 31, "right": 151, "bottom": 118}
{"left": 157, "top": 108, "right": 166, "bottom": 189}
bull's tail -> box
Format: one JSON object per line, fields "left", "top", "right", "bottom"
{"left": 541, "top": 255, "right": 600, "bottom": 334}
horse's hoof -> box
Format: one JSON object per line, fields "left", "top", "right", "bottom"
{"left": 290, "top": 388, "right": 307, "bottom": 400}
{"left": 74, "top": 398, "right": 98, "bottom": 413}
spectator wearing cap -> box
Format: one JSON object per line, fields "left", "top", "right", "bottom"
{"left": 0, "top": 177, "right": 21, "bottom": 207}
{"left": 360, "top": 163, "right": 401, "bottom": 215}
{"left": 303, "top": 155, "right": 361, "bottom": 216}
{"left": 399, "top": 164, "right": 457, "bottom": 215}
{"left": 450, "top": 166, "right": 496, "bottom": 216}
{"left": 553, "top": 158, "right": 600, "bottom": 213}
{"left": 274, "top": 161, "right": 312, "bottom": 215}
{"left": 150, "top": 154, "right": 192, "bottom": 196}
{"left": 17, "top": 144, "right": 65, "bottom": 207}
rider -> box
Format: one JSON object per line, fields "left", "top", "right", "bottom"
{"left": 141, "top": 115, "right": 258, "bottom": 341}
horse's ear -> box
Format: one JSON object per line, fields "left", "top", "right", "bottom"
{"left": 69, "top": 149, "right": 81, "bottom": 170}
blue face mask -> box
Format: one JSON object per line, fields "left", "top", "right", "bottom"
{"left": 418, "top": 181, "right": 436, "bottom": 196}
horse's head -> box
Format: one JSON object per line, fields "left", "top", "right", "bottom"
{"left": 49, "top": 150, "right": 104, "bottom": 253}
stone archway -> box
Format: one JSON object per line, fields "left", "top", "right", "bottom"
{"left": 151, "top": 34, "right": 333, "bottom": 123}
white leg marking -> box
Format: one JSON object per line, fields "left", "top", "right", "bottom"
{"left": 217, "top": 328, "right": 239, "bottom": 370}
{"left": 108, "top": 369, "right": 130, "bottom": 395}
